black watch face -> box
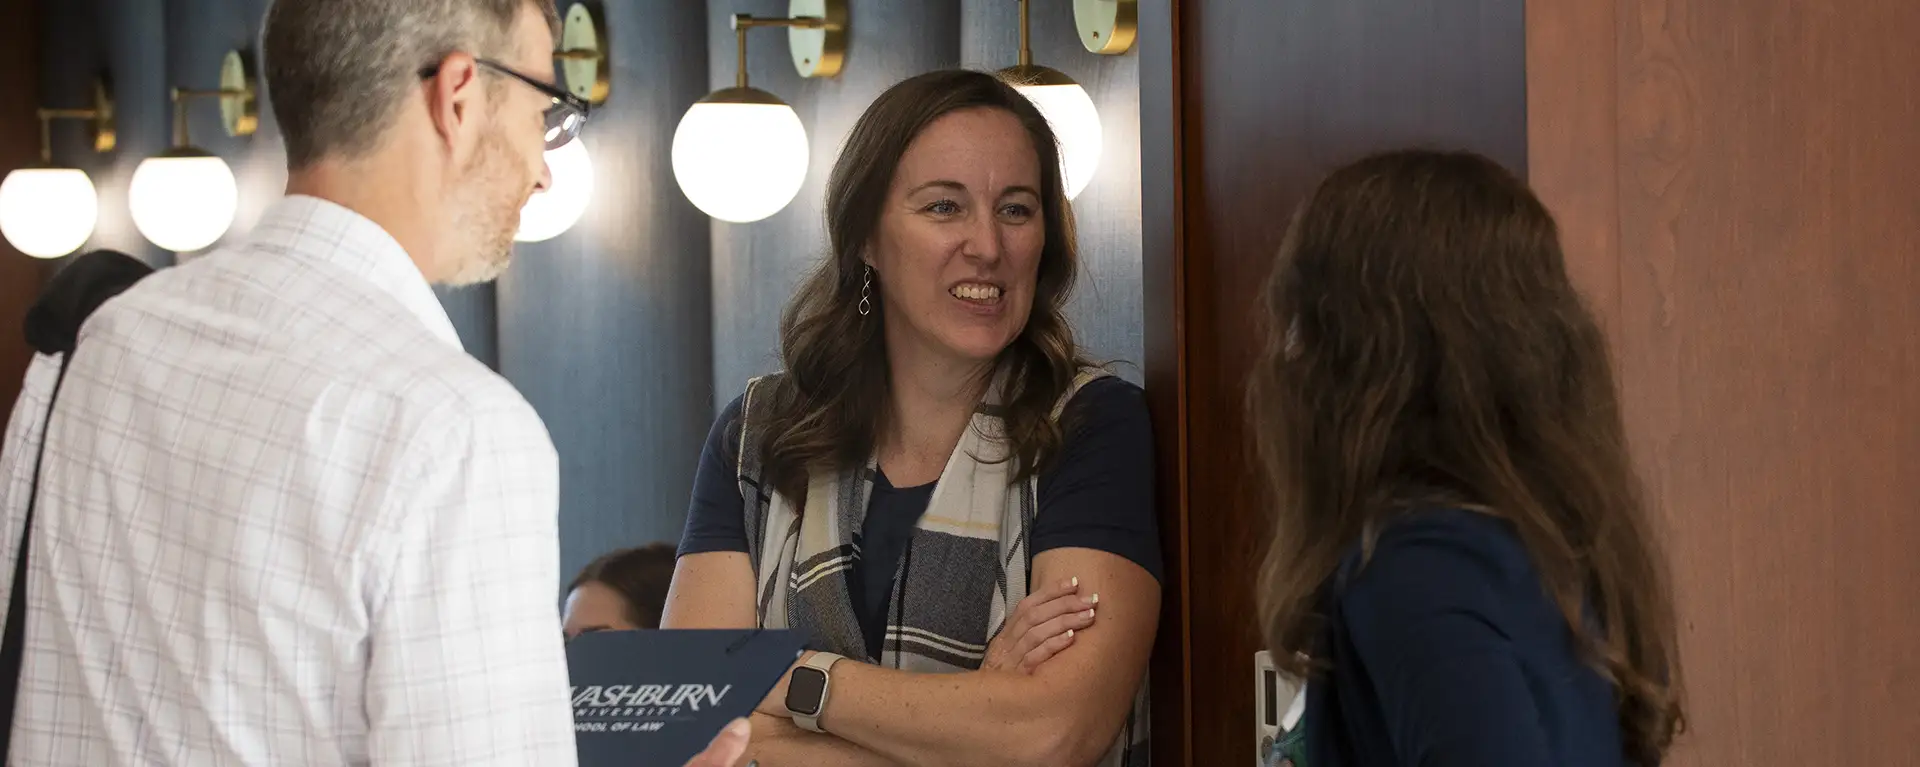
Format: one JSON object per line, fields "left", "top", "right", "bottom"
{"left": 785, "top": 666, "right": 828, "bottom": 716}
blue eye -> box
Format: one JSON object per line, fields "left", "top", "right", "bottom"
{"left": 1000, "top": 203, "right": 1035, "bottom": 220}
{"left": 924, "top": 200, "right": 961, "bottom": 216}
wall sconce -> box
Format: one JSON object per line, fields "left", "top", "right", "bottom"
{"left": 672, "top": 0, "right": 846, "bottom": 224}
{"left": 0, "top": 79, "right": 115, "bottom": 259}
{"left": 129, "top": 50, "right": 255, "bottom": 253}
{"left": 1001, "top": 0, "right": 1103, "bottom": 200}
{"left": 518, "top": 3, "right": 607, "bottom": 242}
{"left": 1072, "top": 0, "right": 1137, "bottom": 55}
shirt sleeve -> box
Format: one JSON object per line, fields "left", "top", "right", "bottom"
{"left": 362, "top": 391, "right": 576, "bottom": 766}
{"left": 1031, "top": 377, "right": 1165, "bottom": 582}
{"left": 677, "top": 394, "right": 750, "bottom": 558}
{"left": 1339, "top": 519, "right": 1556, "bottom": 767}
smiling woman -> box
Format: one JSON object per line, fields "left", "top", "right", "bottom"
{"left": 662, "top": 69, "right": 1162, "bottom": 767}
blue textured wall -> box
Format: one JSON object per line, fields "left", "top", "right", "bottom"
{"left": 498, "top": 0, "right": 714, "bottom": 573}
{"left": 44, "top": 0, "right": 180, "bottom": 269}
{"left": 962, "top": 0, "right": 1144, "bottom": 381}
{"left": 34, "top": 0, "right": 1147, "bottom": 584}
{"left": 707, "top": 0, "right": 962, "bottom": 400}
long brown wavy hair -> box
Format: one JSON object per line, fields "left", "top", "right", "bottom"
{"left": 752, "top": 69, "right": 1091, "bottom": 502}
{"left": 1248, "top": 149, "right": 1684, "bottom": 763}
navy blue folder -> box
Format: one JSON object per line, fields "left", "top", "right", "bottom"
{"left": 565, "top": 628, "right": 803, "bottom": 766}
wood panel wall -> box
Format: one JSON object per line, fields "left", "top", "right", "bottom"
{"left": 1529, "top": 0, "right": 1920, "bottom": 762}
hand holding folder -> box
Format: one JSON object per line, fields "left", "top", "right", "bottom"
{"left": 684, "top": 718, "right": 752, "bottom": 767}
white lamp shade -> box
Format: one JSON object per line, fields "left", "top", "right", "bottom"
{"left": 516, "top": 138, "right": 595, "bottom": 242}
{"left": 0, "top": 168, "right": 99, "bottom": 258}
{"left": 671, "top": 100, "right": 810, "bottom": 224}
{"left": 1015, "top": 82, "right": 1104, "bottom": 200}
{"left": 129, "top": 151, "right": 239, "bottom": 253}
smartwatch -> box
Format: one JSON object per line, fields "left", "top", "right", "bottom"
{"left": 785, "top": 652, "right": 844, "bottom": 733}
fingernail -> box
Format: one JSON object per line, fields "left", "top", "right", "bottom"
{"left": 1085, "top": 609, "right": 1096, "bottom": 619}
{"left": 725, "top": 717, "right": 751, "bottom": 738}
{"left": 1087, "top": 593, "right": 1100, "bottom": 605}
{"left": 1071, "top": 576, "right": 1079, "bottom": 588}
{"left": 1067, "top": 629, "right": 1075, "bottom": 638}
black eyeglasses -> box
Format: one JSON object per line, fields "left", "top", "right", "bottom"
{"left": 418, "top": 58, "right": 590, "bottom": 151}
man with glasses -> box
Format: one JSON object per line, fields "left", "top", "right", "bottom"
{"left": 0, "top": 0, "right": 746, "bottom": 764}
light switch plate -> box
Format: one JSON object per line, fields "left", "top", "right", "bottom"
{"left": 1255, "top": 650, "right": 1280, "bottom": 765}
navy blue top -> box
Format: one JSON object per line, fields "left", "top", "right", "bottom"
{"left": 1305, "top": 508, "right": 1626, "bottom": 767}
{"left": 679, "top": 376, "right": 1163, "bottom": 658}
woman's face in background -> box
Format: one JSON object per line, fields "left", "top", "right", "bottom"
{"left": 562, "top": 581, "right": 638, "bottom": 638}
{"left": 867, "top": 106, "right": 1047, "bottom": 368}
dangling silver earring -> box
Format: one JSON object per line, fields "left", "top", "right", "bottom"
{"left": 858, "top": 265, "right": 874, "bottom": 317}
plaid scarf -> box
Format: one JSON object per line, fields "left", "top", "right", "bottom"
{"left": 735, "top": 368, "right": 1148, "bottom": 765}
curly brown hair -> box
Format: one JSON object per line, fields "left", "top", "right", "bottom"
{"left": 1248, "top": 149, "right": 1685, "bottom": 764}
{"left": 751, "top": 69, "right": 1093, "bottom": 501}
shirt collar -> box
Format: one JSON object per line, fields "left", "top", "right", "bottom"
{"left": 246, "top": 194, "right": 464, "bottom": 351}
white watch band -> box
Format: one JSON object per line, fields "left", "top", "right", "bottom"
{"left": 791, "top": 652, "right": 844, "bottom": 733}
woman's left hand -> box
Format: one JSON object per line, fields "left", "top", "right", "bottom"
{"left": 981, "top": 576, "right": 1100, "bottom": 674}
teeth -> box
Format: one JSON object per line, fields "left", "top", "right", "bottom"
{"left": 950, "top": 283, "right": 1003, "bottom": 301}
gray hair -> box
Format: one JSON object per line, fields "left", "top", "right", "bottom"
{"left": 263, "top": 0, "right": 560, "bottom": 169}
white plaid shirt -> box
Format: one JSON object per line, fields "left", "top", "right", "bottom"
{"left": 0, "top": 195, "right": 577, "bottom": 765}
